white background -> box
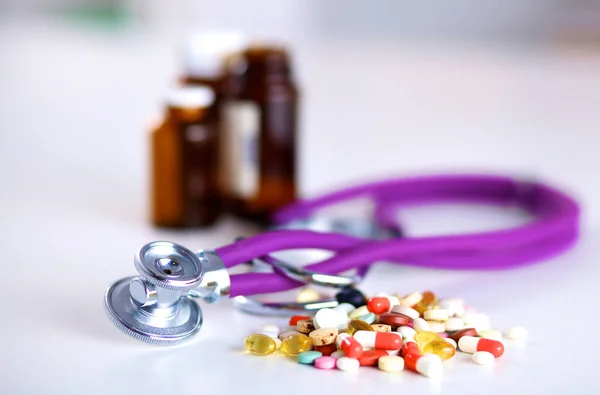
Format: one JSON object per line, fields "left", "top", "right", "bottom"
{"left": 1, "top": 11, "right": 600, "bottom": 395}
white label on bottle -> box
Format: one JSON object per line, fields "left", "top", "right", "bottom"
{"left": 224, "top": 100, "right": 260, "bottom": 198}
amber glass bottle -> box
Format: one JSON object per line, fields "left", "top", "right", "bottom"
{"left": 151, "top": 87, "right": 221, "bottom": 227}
{"left": 222, "top": 45, "right": 298, "bottom": 223}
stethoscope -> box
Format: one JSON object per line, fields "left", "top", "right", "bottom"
{"left": 104, "top": 174, "right": 580, "bottom": 345}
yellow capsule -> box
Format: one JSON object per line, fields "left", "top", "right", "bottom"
{"left": 414, "top": 331, "right": 444, "bottom": 344}
{"left": 419, "top": 339, "right": 456, "bottom": 360}
{"left": 347, "top": 319, "right": 374, "bottom": 336}
{"left": 414, "top": 290, "right": 438, "bottom": 314}
{"left": 244, "top": 334, "right": 277, "bottom": 356}
{"left": 280, "top": 333, "right": 312, "bottom": 356}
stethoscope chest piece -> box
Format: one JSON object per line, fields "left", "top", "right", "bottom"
{"left": 104, "top": 241, "right": 205, "bottom": 345}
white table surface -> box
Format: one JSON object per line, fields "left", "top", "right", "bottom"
{"left": 1, "top": 15, "right": 600, "bottom": 395}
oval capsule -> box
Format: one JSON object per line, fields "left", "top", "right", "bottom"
{"left": 458, "top": 336, "right": 504, "bottom": 358}
{"left": 378, "top": 312, "right": 411, "bottom": 328}
{"left": 347, "top": 319, "right": 374, "bottom": 335}
{"left": 448, "top": 327, "right": 478, "bottom": 342}
{"left": 367, "top": 297, "right": 391, "bottom": 314}
{"left": 281, "top": 333, "right": 312, "bottom": 356}
{"left": 354, "top": 330, "right": 402, "bottom": 350}
{"left": 419, "top": 339, "right": 456, "bottom": 360}
{"left": 337, "top": 333, "right": 364, "bottom": 358}
{"left": 244, "top": 334, "right": 277, "bottom": 356}
{"left": 358, "top": 349, "right": 388, "bottom": 366}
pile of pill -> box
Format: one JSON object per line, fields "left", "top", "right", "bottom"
{"left": 243, "top": 288, "right": 528, "bottom": 378}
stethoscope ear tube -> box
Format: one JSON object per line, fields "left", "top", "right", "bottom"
{"left": 218, "top": 175, "right": 579, "bottom": 296}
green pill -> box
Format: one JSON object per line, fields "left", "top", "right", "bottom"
{"left": 297, "top": 351, "right": 323, "bottom": 364}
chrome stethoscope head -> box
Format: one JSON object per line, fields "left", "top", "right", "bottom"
{"left": 104, "top": 241, "right": 230, "bottom": 346}
{"left": 104, "top": 218, "right": 395, "bottom": 345}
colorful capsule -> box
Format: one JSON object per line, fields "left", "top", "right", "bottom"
{"left": 419, "top": 339, "right": 456, "bottom": 360}
{"left": 281, "top": 333, "right": 312, "bottom": 356}
{"left": 354, "top": 330, "right": 402, "bottom": 350}
{"left": 278, "top": 329, "right": 300, "bottom": 340}
{"left": 448, "top": 327, "right": 478, "bottom": 342}
{"left": 401, "top": 340, "right": 420, "bottom": 357}
{"left": 458, "top": 336, "right": 504, "bottom": 358}
{"left": 358, "top": 349, "right": 388, "bottom": 366}
{"left": 378, "top": 312, "right": 410, "bottom": 328}
{"left": 314, "top": 356, "right": 336, "bottom": 369}
{"left": 414, "top": 331, "right": 444, "bottom": 344}
{"left": 244, "top": 334, "right": 277, "bottom": 356}
{"left": 347, "top": 319, "right": 374, "bottom": 335}
{"left": 414, "top": 291, "right": 438, "bottom": 314}
{"left": 297, "top": 351, "right": 322, "bottom": 364}
{"left": 313, "top": 343, "right": 337, "bottom": 356}
{"left": 404, "top": 352, "right": 443, "bottom": 378}
{"left": 367, "top": 297, "right": 391, "bottom": 314}
{"left": 289, "top": 315, "right": 311, "bottom": 326}
{"left": 336, "top": 333, "right": 364, "bottom": 359}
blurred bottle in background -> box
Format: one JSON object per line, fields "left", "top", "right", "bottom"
{"left": 151, "top": 86, "right": 221, "bottom": 227}
{"left": 180, "top": 31, "right": 247, "bottom": 92}
{"left": 221, "top": 44, "right": 299, "bottom": 224}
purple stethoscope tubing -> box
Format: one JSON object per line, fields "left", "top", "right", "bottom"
{"left": 215, "top": 174, "right": 580, "bottom": 297}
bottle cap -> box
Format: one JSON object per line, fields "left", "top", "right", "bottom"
{"left": 182, "top": 30, "right": 247, "bottom": 79}
{"left": 166, "top": 86, "right": 215, "bottom": 109}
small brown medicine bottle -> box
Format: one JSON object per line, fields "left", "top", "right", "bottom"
{"left": 151, "top": 87, "right": 221, "bottom": 227}
{"left": 222, "top": 45, "right": 298, "bottom": 223}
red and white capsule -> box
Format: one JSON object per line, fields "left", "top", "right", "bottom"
{"left": 354, "top": 330, "right": 402, "bottom": 350}
{"left": 404, "top": 352, "right": 443, "bottom": 378}
{"left": 336, "top": 333, "right": 364, "bottom": 358}
{"left": 458, "top": 336, "right": 504, "bottom": 358}
{"left": 367, "top": 297, "right": 391, "bottom": 314}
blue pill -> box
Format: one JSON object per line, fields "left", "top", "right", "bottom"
{"left": 358, "top": 312, "right": 376, "bottom": 324}
{"left": 297, "top": 351, "right": 323, "bottom": 364}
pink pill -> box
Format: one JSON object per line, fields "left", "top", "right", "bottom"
{"left": 437, "top": 332, "right": 448, "bottom": 338}
{"left": 407, "top": 321, "right": 414, "bottom": 328}
{"left": 314, "top": 356, "right": 336, "bottom": 370}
